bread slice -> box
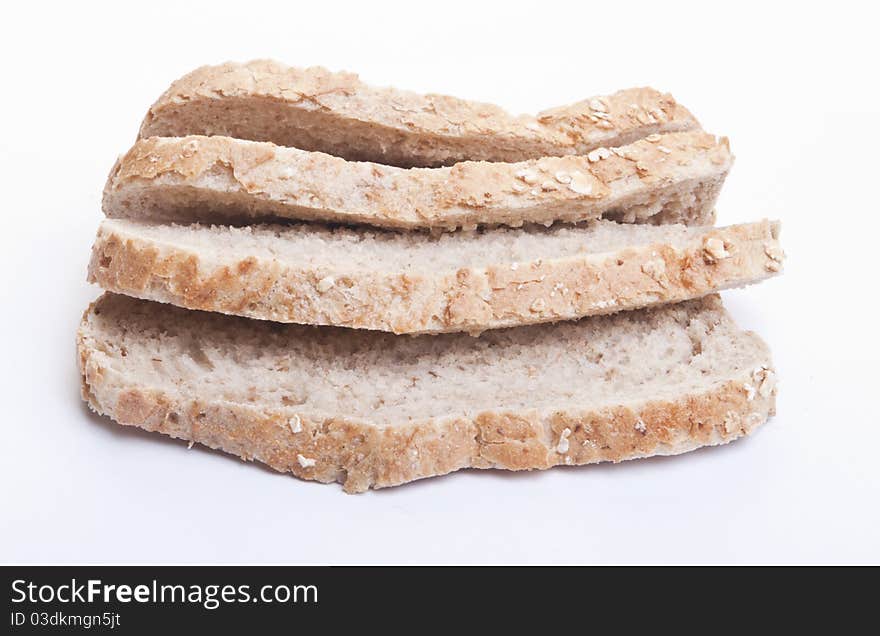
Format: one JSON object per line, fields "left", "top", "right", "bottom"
{"left": 104, "top": 131, "right": 730, "bottom": 231}
{"left": 77, "top": 293, "right": 776, "bottom": 493}
{"left": 88, "top": 218, "right": 783, "bottom": 334}
{"left": 138, "top": 60, "right": 699, "bottom": 168}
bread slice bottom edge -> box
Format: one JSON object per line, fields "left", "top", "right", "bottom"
{"left": 77, "top": 293, "right": 776, "bottom": 493}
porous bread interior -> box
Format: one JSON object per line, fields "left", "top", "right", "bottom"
{"left": 82, "top": 294, "right": 769, "bottom": 424}
{"left": 105, "top": 176, "right": 720, "bottom": 229}
{"left": 100, "top": 218, "right": 718, "bottom": 273}
{"left": 139, "top": 61, "right": 698, "bottom": 167}
{"left": 143, "top": 94, "right": 695, "bottom": 167}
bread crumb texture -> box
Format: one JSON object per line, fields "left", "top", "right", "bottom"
{"left": 103, "top": 130, "right": 730, "bottom": 230}
{"left": 139, "top": 60, "right": 699, "bottom": 167}
{"left": 88, "top": 218, "right": 782, "bottom": 334}
{"left": 78, "top": 293, "right": 776, "bottom": 492}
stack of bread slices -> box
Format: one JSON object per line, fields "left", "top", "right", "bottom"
{"left": 78, "top": 60, "right": 784, "bottom": 493}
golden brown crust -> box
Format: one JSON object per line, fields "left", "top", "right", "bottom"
{"left": 78, "top": 329, "right": 775, "bottom": 494}
{"left": 104, "top": 131, "right": 731, "bottom": 230}
{"left": 138, "top": 60, "right": 699, "bottom": 167}
{"left": 87, "top": 220, "right": 783, "bottom": 334}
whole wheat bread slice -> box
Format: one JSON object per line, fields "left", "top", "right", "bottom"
{"left": 138, "top": 60, "right": 699, "bottom": 168}
{"left": 78, "top": 293, "right": 776, "bottom": 493}
{"left": 104, "top": 131, "right": 730, "bottom": 231}
{"left": 89, "top": 218, "right": 783, "bottom": 334}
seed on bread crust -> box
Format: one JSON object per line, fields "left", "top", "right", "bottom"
{"left": 703, "top": 237, "right": 730, "bottom": 262}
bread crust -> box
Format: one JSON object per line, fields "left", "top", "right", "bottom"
{"left": 104, "top": 131, "right": 730, "bottom": 231}
{"left": 77, "top": 294, "right": 776, "bottom": 493}
{"left": 138, "top": 60, "right": 699, "bottom": 168}
{"left": 88, "top": 220, "right": 784, "bottom": 334}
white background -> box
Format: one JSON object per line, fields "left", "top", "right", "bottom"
{"left": 2, "top": 0, "right": 878, "bottom": 564}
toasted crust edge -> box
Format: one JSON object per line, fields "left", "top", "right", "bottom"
{"left": 77, "top": 295, "right": 777, "bottom": 493}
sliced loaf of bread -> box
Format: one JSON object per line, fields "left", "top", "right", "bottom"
{"left": 104, "top": 131, "right": 730, "bottom": 230}
{"left": 88, "top": 218, "right": 783, "bottom": 334}
{"left": 139, "top": 60, "right": 699, "bottom": 167}
{"left": 78, "top": 293, "right": 776, "bottom": 492}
